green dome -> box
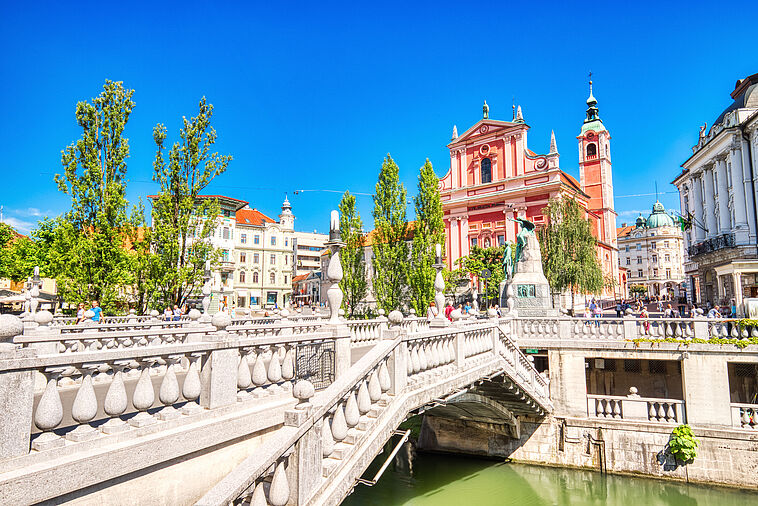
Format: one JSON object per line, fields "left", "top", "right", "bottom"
{"left": 635, "top": 214, "right": 646, "bottom": 228}
{"left": 646, "top": 201, "right": 675, "bottom": 228}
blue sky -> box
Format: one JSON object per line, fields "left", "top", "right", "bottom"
{"left": 1, "top": 1, "right": 756, "bottom": 235}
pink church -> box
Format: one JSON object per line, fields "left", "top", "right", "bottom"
{"left": 439, "top": 85, "right": 620, "bottom": 296}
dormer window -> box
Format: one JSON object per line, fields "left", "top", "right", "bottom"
{"left": 586, "top": 143, "right": 597, "bottom": 158}
{"left": 481, "top": 158, "right": 492, "bottom": 184}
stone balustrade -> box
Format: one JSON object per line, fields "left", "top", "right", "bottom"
{"left": 0, "top": 314, "right": 348, "bottom": 464}
{"left": 346, "top": 319, "right": 387, "bottom": 346}
{"left": 587, "top": 393, "right": 686, "bottom": 424}
{"left": 730, "top": 403, "right": 758, "bottom": 429}
{"left": 514, "top": 316, "right": 752, "bottom": 344}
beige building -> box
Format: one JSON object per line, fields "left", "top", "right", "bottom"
{"left": 293, "top": 231, "right": 328, "bottom": 278}
{"left": 617, "top": 201, "right": 685, "bottom": 299}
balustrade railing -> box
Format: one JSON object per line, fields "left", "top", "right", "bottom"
{"left": 731, "top": 403, "right": 758, "bottom": 429}
{"left": 587, "top": 394, "right": 685, "bottom": 424}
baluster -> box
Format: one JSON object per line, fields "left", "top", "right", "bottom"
{"left": 129, "top": 359, "right": 157, "bottom": 427}
{"left": 418, "top": 343, "right": 428, "bottom": 372}
{"left": 157, "top": 355, "right": 181, "bottom": 420}
{"left": 268, "top": 460, "right": 290, "bottom": 506}
{"left": 648, "top": 403, "right": 656, "bottom": 421}
{"left": 182, "top": 353, "right": 203, "bottom": 415}
{"left": 410, "top": 344, "right": 420, "bottom": 374}
{"left": 655, "top": 403, "right": 664, "bottom": 421}
{"left": 331, "top": 403, "right": 348, "bottom": 442}
{"left": 281, "top": 346, "right": 295, "bottom": 382}
{"left": 357, "top": 380, "right": 371, "bottom": 415}
{"left": 252, "top": 347, "right": 268, "bottom": 395}
{"left": 101, "top": 360, "right": 131, "bottom": 433}
{"left": 237, "top": 348, "right": 253, "bottom": 399}
{"left": 322, "top": 416, "right": 335, "bottom": 457}
{"left": 67, "top": 363, "right": 100, "bottom": 441}
{"left": 378, "top": 361, "right": 391, "bottom": 394}
{"left": 267, "top": 346, "right": 283, "bottom": 391}
{"left": 666, "top": 403, "right": 675, "bottom": 422}
{"left": 345, "top": 391, "right": 360, "bottom": 428}
{"left": 32, "top": 367, "right": 66, "bottom": 450}
{"left": 406, "top": 347, "right": 414, "bottom": 375}
{"left": 613, "top": 400, "right": 622, "bottom": 418}
{"left": 595, "top": 398, "right": 603, "bottom": 417}
{"left": 368, "top": 370, "right": 381, "bottom": 405}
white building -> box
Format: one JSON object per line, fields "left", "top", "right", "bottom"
{"left": 617, "top": 202, "right": 686, "bottom": 299}
{"left": 293, "top": 231, "right": 328, "bottom": 278}
{"left": 672, "top": 72, "right": 758, "bottom": 313}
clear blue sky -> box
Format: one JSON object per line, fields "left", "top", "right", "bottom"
{"left": 1, "top": 1, "right": 756, "bottom": 235}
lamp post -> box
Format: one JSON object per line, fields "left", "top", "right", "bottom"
{"left": 431, "top": 243, "right": 449, "bottom": 327}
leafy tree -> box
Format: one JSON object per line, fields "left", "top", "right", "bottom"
{"left": 538, "top": 196, "right": 603, "bottom": 313}
{"left": 338, "top": 191, "right": 368, "bottom": 317}
{"left": 124, "top": 201, "right": 160, "bottom": 314}
{"left": 457, "top": 245, "right": 506, "bottom": 305}
{"left": 150, "top": 97, "right": 231, "bottom": 307}
{"left": 0, "top": 223, "right": 38, "bottom": 283}
{"left": 53, "top": 80, "right": 135, "bottom": 311}
{"left": 408, "top": 159, "right": 445, "bottom": 314}
{"left": 371, "top": 154, "right": 409, "bottom": 313}
{"left": 629, "top": 284, "right": 647, "bottom": 297}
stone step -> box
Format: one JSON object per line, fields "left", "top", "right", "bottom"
{"left": 332, "top": 442, "right": 354, "bottom": 460}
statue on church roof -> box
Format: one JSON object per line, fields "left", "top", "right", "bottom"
{"left": 483, "top": 100, "right": 489, "bottom": 119}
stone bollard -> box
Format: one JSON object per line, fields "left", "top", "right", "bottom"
{"left": 285, "top": 380, "right": 315, "bottom": 427}
{"left": 388, "top": 310, "right": 404, "bottom": 331}
{"left": 0, "top": 314, "right": 37, "bottom": 458}
{"left": 28, "top": 310, "right": 59, "bottom": 355}
{"left": 199, "top": 313, "right": 237, "bottom": 410}
{"left": 284, "top": 378, "right": 322, "bottom": 505}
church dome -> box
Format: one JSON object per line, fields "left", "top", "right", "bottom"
{"left": 646, "top": 201, "right": 675, "bottom": 228}
{"left": 635, "top": 214, "right": 646, "bottom": 228}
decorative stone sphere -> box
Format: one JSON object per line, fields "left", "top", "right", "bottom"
{"left": 211, "top": 312, "right": 232, "bottom": 330}
{"left": 0, "top": 314, "right": 23, "bottom": 343}
{"left": 84, "top": 310, "right": 95, "bottom": 319}
{"left": 34, "top": 310, "right": 53, "bottom": 326}
{"left": 388, "top": 310, "right": 404, "bottom": 326}
{"left": 129, "top": 309, "right": 136, "bottom": 315}
{"left": 188, "top": 308, "right": 202, "bottom": 320}
{"left": 527, "top": 355, "right": 534, "bottom": 363}
{"left": 150, "top": 310, "right": 160, "bottom": 317}
{"left": 629, "top": 386, "right": 638, "bottom": 396}
{"left": 450, "top": 309, "right": 462, "bottom": 321}
{"left": 409, "top": 308, "right": 416, "bottom": 316}
{"left": 280, "top": 308, "right": 290, "bottom": 318}
{"left": 378, "top": 309, "right": 386, "bottom": 316}
{"left": 487, "top": 308, "right": 498, "bottom": 318}
{"left": 338, "top": 309, "right": 345, "bottom": 317}
{"left": 624, "top": 308, "right": 634, "bottom": 316}
{"left": 293, "top": 380, "right": 315, "bottom": 403}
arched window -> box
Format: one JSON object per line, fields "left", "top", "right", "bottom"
{"left": 252, "top": 272, "right": 259, "bottom": 283}
{"left": 481, "top": 158, "right": 492, "bottom": 184}
{"left": 239, "top": 271, "right": 246, "bottom": 283}
{"left": 270, "top": 272, "right": 276, "bottom": 284}
{"left": 586, "top": 143, "right": 597, "bottom": 158}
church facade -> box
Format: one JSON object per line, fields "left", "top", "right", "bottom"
{"left": 439, "top": 85, "right": 620, "bottom": 298}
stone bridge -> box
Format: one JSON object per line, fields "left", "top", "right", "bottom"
{"left": 0, "top": 310, "right": 550, "bottom": 505}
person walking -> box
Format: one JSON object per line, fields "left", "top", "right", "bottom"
{"left": 639, "top": 306, "right": 650, "bottom": 335}
{"left": 444, "top": 302, "right": 454, "bottom": 321}
{"left": 173, "top": 305, "right": 182, "bottom": 321}
{"left": 90, "top": 300, "right": 102, "bottom": 323}
{"left": 426, "top": 301, "right": 438, "bottom": 321}
{"left": 615, "top": 301, "right": 622, "bottom": 318}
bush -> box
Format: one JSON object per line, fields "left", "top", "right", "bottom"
{"left": 669, "top": 424, "right": 699, "bottom": 463}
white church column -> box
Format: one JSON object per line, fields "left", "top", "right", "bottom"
{"left": 716, "top": 156, "right": 730, "bottom": 234}
{"left": 731, "top": 137, "right": 752, "bottom": 244}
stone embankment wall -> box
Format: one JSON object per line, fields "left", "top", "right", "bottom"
{"left": 418, "top": 415, "right": 758, "bottom": 489}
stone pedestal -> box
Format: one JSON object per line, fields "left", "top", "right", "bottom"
{"left": 500, "top": 233, "right": 557, "bottom": 317}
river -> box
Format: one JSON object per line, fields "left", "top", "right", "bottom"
{"left": 343, "top": 442, "right": 758, "bottom": 506}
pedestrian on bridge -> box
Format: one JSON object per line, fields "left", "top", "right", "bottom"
{"left": 427, "top": 301, "right": 438, "bottom": 321}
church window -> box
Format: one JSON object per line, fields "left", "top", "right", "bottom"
{"left": 497, "top": 235, "right": 505, "bottom": 246}
{"left": 470, "top": 237, "right": 478, "bottom": 248}
{"left": 586, "top": 143, "right": 597, "bottom": 158}
{"left": 481, "top": 158, "right": 492, "bottom": 184}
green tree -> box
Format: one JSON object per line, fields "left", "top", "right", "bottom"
{"left": 408, "top": 159, "right": 445, "bottom": 314}
{"left": 371, "top": 154, "right": 409, "bottom": 313}
{"left": 53, "top": 80, "right": 135, "bottom": 311}
{"left": 538, "top": 196, "right": 603, "bottom": 313}
{"left": 0, "top": 223, "right": 38, "bottom": 282}
{"left": 125, "top": 201, "right": 160, "bottom": 314}
{"left": 150, "top": 97, "right": 231, "bottom": 307}
{"left": 338, "top": 191, "right": 368, "bottom": 317}
{"left": 457, "top": 245, "right": 506, "bottom": 304}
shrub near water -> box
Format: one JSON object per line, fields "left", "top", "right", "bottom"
{"left": 669, "top": 424, "right": 699, "bottom": 463}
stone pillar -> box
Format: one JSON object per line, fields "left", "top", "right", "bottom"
{"left": 389, "top": 340, "right": 407, "bottom": 396}
{"left": 703, "top": 166, "right": 718, "bottom": 237}
{"left": 199, "top": 313, "right": 237, "bottom": 410}
{"left": 730, "top": 143, "right": 749, "bottom": 243}
{"left": 548, "top": 350, "right": 587, "bottom": 418}
{"left": 733, "top": 272, "right": 743, "bottom": 316}
{"left": 332, "top": 328, "right": 351, "bottom": 380}
{"left": 716, "top": 157, "right": 730, "bottom": 232}
{"left": 0, "top": 315, "right": 35, "bottom": 459}
{"left": 740, "top": 137, "right": 757, "bottom": 242}
{"left": 681, "top": 353, "right": 732, "bottom": 427}
{"left": 283, "top": 381, "right": 321, "bottom": 506}
{"left": 691, "top": 174, "right": 706, "bottom": 242}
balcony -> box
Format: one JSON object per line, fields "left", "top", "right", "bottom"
{"left": 218, "top": 260, "right": 235, "bottom": 272}
{"left": 687, "top": 233, "right": 735, "bottom": 257}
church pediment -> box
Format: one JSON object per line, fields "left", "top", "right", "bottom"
{"left": 448, "top": 119, "right": 523, "bottom": 147}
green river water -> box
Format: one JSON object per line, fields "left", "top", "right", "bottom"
{"left": 342, "top": 443, "right": 758, "bottom": 506}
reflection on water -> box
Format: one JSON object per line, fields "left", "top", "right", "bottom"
{"left": 343, "top": 440, "right": 758, "bottom": 506}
